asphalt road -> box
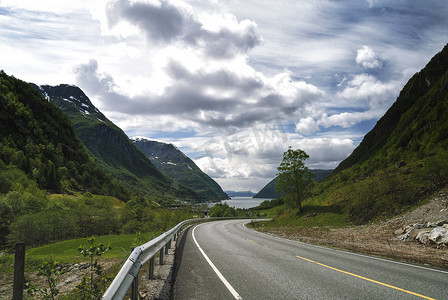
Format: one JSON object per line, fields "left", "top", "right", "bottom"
{"left": 172, "top": 219, "right": 448, "bottom": 300}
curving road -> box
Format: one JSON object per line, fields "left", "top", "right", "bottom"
{"left": 172, "top": 219, "right": 448, "bottom": 300}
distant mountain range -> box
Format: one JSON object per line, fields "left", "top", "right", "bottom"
{"left": 132, "top": 138, "right": 229, "bottom": 200}
{"left": 225, "top": 190, "right": 256, "bottom": 197}
{"left": 254, "top": 169, "right": 333, "bottom": 198}
{"left": 31, "top": 83, "right": 204, "bottom": 201}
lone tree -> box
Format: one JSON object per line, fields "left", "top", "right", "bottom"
{"left": 275, "top": 147, "right": 314, "bottom": 212}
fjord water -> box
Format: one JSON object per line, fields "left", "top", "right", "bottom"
{"left": 221, "top": 197, "right": 271, "bottom": 209}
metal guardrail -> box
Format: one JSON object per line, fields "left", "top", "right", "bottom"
{"left": 102, "top": 217, "right": 247, "bottom": 300}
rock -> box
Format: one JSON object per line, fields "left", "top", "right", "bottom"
{"left": 426, "top": 222, "right": 437, "bottom": 228}
{"left": 428, "top": 227, "right": 448, "bottom": 245}
{"left": 397, "top": 227, "right": 414, "bottom": 240}
{"left": 414, "top": 224, "right": 425, "bottom": 229}
{"left": 410, "top": 228, "right": 432, "bottom": 240}
{"left": 397, "top": 218, "right": 448, "bottom": 245}
{"left": 415, "top": 231, "right": 430, "bottom": 244}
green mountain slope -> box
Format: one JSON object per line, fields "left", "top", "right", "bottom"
{"left": 132, "top": 138, "right": 229, "bottom": 200}
{"left": 308, "top": 43, "right": 448, "bottom": 224}
{"left": 31, "top": 84, "right": 200, "bottom": 201}
{"left": 0, "top": 71, "right": 127, "bottom": 197}
{"left": 334, "top": 43, "right": 448, "bottom": 174}
{"left": 254, "top": 170, "right": 333, "bottom": 198}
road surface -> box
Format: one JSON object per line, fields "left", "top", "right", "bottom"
{"left": 172, "top": 219, "right": 448, "bottom": 299}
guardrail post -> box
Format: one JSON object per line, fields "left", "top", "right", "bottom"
{"left": 131, "top": 278, "right": 138, "bottom": 300}
{"left": 130, "top": 247, "right": 138, "bottom": 300}
{"left": 159, "top": 248, "right": 164, "bottom": 265}
{"left": 148, "top": 257, "right": 155, "bottom": 280}
{"left": 165, "top": 243, "right": 169, "bottom": 255}
{"left": 13, "top": 242, "right": 25, "bottom": 300}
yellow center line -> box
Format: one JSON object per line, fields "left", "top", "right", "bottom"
{"left": 296, "top": 255, "right": 435, "bottom": 300}
{"left": 246, "top": 239, "right": 269, "bottom": 248}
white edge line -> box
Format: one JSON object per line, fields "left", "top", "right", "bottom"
{"left": 192, "top": 224, "right": 243, "bottom": 300}
{"left": 242, "top": 221, "right": 448, "bottom": 275}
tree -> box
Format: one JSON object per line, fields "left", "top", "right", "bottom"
{"left": 76, "top": 237, "right": 112, "bottom": 299}
{"left": 275, "top": 147, "right": 314, "bottom": 212}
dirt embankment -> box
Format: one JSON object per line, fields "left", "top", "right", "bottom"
{"left": 256, "top": 188, "right": 448, "bottom": 269}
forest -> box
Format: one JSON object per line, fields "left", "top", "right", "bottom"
{"left": 0, "top": 71, "right": 201, "bottom": 252}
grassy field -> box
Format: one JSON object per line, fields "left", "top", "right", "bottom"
{"left": 0, "top": 231, "right": 162, "bottom": 272}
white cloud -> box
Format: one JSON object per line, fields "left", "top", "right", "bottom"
{"left": 318, "top": 71, "right": 402, "bottom": 129}
{"left": 296, "top": 117, "right": 320, "bottom": 135}
{"left": 294, "top": 138, "right": 355, "bottom": 169}
{"left": 73, "top": 58, "right": 324, "bottom": 132}
{"left": 337, "top": 73, "right": 401, "bottom": 109}
{"left": 105, "top": 0, "right": 262, "bottom": 59}
{"left": 356, "top": 45, "right": 383, "bottom": 69}
{"left": 318, "top": 112, "right": 377, "bottom": 129}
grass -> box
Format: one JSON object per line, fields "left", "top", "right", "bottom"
{"left": 0, "top": 231, "right": 163, "bottom": 272}
{"left": 266, "top": 206, "right": 349, "bottom": 228}
{"left": 252, "top": 206, "right": 283, "bottom": 218}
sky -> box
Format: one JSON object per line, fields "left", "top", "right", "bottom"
{"left": 1, "top": 0, "right": 447, "bottom": 192}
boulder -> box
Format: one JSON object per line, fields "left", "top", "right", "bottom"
{"left": 396, "top": 222, "right": 448, "bottom": 245}
{"left": 426, "top": 222, "right": 437, "bottom": 228}
{"left": 428, "top": 227, "right": 448, "bottom": 245}
{"left": 409, "top": 228, "right": 432, "bottom": 240}
{"left": 397, "top": 227, "right": 414, "bottom": 240}
{"left": 415, "top": 231, "right": 430, "bottom": 244}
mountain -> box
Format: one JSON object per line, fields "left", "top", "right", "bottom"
{"left": 132, "top": 138, "right": 229, "bottom": 200}
{"left": 225, "top": 191, "right": 256, "bottom": 197}
{"left": 253, "top": 178, "right": 278, "bottom": 199}
{"left": 0, "top": 71, "right": 126, "bottom": 197}
{"left": 334, "top": 43, "right": 448, "bottom": 174}
{"left": 254, "top": 169, "right": 333, "bottom": 198}
{"left": 313, "top": 43, "right": 448, "bottom": 224}
{"left": 31, "top": 84, "right": 200, "bottom": 201}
